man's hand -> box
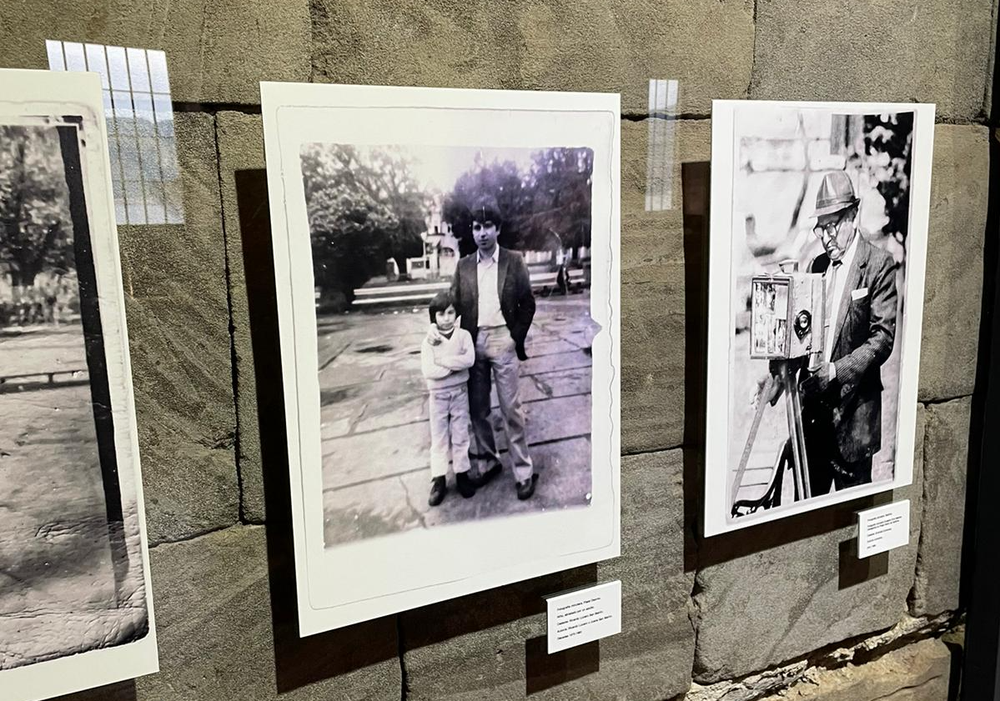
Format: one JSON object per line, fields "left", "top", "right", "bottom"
{"left": 800, "top": 363, "right": 835, "bottom": 397}
{"left": 750, "top": 373, "right": 783, "bottom": 409}
{"left": 426, "top": 324, "right": 444, "bottom": 346}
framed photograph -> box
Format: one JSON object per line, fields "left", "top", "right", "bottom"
{"left": 704, "top": 100, "right": 934, "bottom": 536}
{"left": 0, "top": 70, "right": 157, "bottom": 699}
{"left": 261, "top": 83, "right": 620, "bottom": 634}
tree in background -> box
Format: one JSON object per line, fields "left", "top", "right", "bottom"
{"left": 443, "top": 155, "right": 528, "bottom": 257}
{"left": 522, "top": 148, "right": 593, "bottom": 253}
{"left": 0, "top": 125, "right": 73, "bottom": 288}
{"left": 863, "top": 112, "right": 913, "bottom": 246}
{"left": 301, "top": 144, "right": 428, "bottom": 301}
{"left": 443, "top": 147, "right": 593, "bottom": 257}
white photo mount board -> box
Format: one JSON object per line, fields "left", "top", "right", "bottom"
{"left": 260, "top": 82, "right": 622, "bottom": 635}
{"left": 704, "top": 100, "right": 935, "bottom": 536}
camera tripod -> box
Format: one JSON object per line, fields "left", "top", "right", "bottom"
{"left": 730, "top": 359, "right": 813, "bottom": 517}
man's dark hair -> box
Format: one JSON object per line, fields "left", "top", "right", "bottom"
{"left": 428, "top": 290, "right": 455, "bottom": 324}
{"left": 470, "top": 195, "right": 503, "bottom": 228}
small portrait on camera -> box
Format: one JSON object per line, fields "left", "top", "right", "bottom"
{"left": 704, "top": 100, "right": 934, "bottom": 535}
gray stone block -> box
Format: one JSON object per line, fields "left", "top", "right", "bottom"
{"left": 762, "top": 638, "right": 952, "bottom": 701}
{"left": 918, "top": 125, "right": 988, "bottom": 402}
{"left": 911, "top": 397, "right": 971, "bottom": 616}
{"left": 0, "top": 0, "right": 310, "bottom": 104}
{"left": 134, "top": 526, "right": 401, "bottom": 700}
{"left": 118, "top": 112, "right": 239, "bottom": 543}
{"left": 621, "top": 119, "right": 710, "bottom": 454}
{"left": 216, "top": 112, "right": 267, "bottom": 522}
{"left": 750, "top": 0, "right": 994, "bottom": 121}
{"left": 310, "top": 1, "right": 754, "bottom": 116}
{"left": 402, "top": 449, "right": 694, "bottom": 700}
{"left": 693, "top": 404, "right": 926, "bottom": 683}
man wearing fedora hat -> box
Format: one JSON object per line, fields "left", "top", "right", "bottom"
{"left": 797, "top": 170, "right": 898, "bottom": 495}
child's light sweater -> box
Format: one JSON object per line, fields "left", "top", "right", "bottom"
{"left": 420, "top": 327, "right": 475, "bottom": 390}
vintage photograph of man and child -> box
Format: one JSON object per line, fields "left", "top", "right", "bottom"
{"left": 300, "top": 143, "right": 598, "bottom": 547}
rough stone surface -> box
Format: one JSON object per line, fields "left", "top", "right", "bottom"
{"left": 402, "top": 449, "right": 695, "bottom": 700}
{"left": 621, "top": 119, "right": 710, "bottom": 454}
{"left": 133, "top": 526, "right": 400, "bottom": 700}
{"left": 118, "top": 112, "right": 239, "bottom": 543}
{"left": 216, "top": 112, "right": 267, "bottom": 522}
{"left": 918, "top": 125, "right": 988, "bottom": 402}
{"left": 762, "top": 638, "right": 952, "bottom": 701}
{"left": 0, "top": 0, "right": 310, "bottom": 104}
{"left": 310, "top": 0, "right": 755, "bottom": 115}
{"left": 750, "top": 0, "right": 994, "bottom": 121}
{"left": 911, "top": 397, "right": 971, "bottom": 617}
{"left": 693, "top": 403, "right": 926, "bottom": 683}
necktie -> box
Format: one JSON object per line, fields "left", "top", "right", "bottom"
{"left": 824, "top": 260, "right": 841, "bottom": 360}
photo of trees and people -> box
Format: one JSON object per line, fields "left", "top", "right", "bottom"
{"left": 300, "top": 143, "right": 599, "bottom": 546}
{"left": 0, "top": 122, "right": 148, "bottom": 669}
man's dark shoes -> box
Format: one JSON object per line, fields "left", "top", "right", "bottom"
{"left": 472, "top": 462, "right": 502, "bottom": 488}
{"left": 455, "top": 471, "right": 476, "bottom": 499}
{"left": 428, "top": 476, "right": 447, "bottom": 507}
{"left": 516, "top": 473, "right": 539, "bottom": 501}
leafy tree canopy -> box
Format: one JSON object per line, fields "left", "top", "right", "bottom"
{"left": 301, "top": 144, "right": 428, "bottom": 298}
{"left": 0, "top": 125, "right": 73, "bottom": 287}
{"left": 444, "top": 148, "right": 593, "bottom": 257}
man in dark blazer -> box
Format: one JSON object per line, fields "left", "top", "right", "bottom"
{"left": 799, "top": 170, "right": 898, "bottom": 495}
{"left": 434, "top": 197, "right": 538, "bottom": 499}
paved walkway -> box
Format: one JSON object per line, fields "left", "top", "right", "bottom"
{"left": 318, "top": 293, "right": 598, "bottom": 547}
{"left": 0, "top": 326, "right": 144, "bottom": 669}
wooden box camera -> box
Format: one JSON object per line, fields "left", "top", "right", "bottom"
{"left": 750, "top": 271, "right": 825, "bottom": 365}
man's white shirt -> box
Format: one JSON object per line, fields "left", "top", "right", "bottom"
{"left": 823, "top": 230, "right": 861, "bottom": 378}
{"left": 477, "top": 247, "right": 505, "bottom": 327}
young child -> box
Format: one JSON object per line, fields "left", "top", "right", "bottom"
{"left": 420, "top": 291, "right": 476, "bottom": 506}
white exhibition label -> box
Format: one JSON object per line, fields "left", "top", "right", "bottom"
{"left": 545, "top": 580, "right": 622, "bottom": 654}
{"left": 857, "top": 500, "right": 910, "bottom": 558}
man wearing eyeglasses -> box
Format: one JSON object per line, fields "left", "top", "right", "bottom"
{"left": 434, "top": 197, "right": 538, "bottom": 500}
{"left": 799, "top": 170, "right": 898, "bottom": 495}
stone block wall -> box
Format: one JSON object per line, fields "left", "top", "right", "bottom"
{"left": 0, "top": 0, "right": 989, "bottom": 699}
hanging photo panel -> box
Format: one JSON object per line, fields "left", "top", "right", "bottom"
{"left": 261, "top": 83, "right": 621, "bottom": 634}
{"left": 705, "top": 100, "right": 934, "bottom": 536}
{"left": 0, "top": 69, "right": 158, "bottom": 701}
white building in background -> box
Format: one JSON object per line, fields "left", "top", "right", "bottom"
{"left": 407, "top": 198, "right": 460, "bottom": 280}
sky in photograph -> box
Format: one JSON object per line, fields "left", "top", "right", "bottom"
{"left": 354, "top": 144, "right": 539, "bottom": 195}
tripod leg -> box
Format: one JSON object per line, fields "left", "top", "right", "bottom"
{"left": 789, "top": 374, "right": 812, "bottom": 499}
{"left": 782, "top": 368, "right": 805, "bottom": 502}
{"left": 731, "top": 374, "right": 774, "bottom": 509}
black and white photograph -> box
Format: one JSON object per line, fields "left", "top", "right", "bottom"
{"left": 0, "top": 70, "right": 157, "bottom": 700}
{"left": 262, "top": 83, "right": 620, "bottom": 634}
{"left": 304, "top": 143, "right": 596, "bottom": 546}
{"left": 704, "top": 100, "right": 934, "bottom": 536}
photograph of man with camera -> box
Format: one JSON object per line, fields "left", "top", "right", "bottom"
{"left": 717, "top": 104, "right": 920, "bottom": 525}
{"left": 749, "top": 171, "right": 898, "bottom": 504}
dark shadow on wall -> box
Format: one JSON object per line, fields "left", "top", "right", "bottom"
{"left": 525, "top": 635, "right": 600, "bottom": 695}
{"left": 679, "top": 160, "right": 892, "bottom": 583}
{"left": 959, "top": 26, "right": 1000, "bottom": 699}
{"left": 52, "top": 680, "right": 136, "bottom": 701}
{"left": 681, "top": 161, "right": 710, "bottom": 574}
{"left": 235, "top": 169, "right": 606, "bottom": 696}
{"left": 235, "top": 169, "right": 400, "bottom": 694}
{"left": 397, "top": 563, "right": 600, "bottom": 695}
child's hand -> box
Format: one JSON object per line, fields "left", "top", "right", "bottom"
{"left": 426, "top": 324, "right": 444, "bottom": 346}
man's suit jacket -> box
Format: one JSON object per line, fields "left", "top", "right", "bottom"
{"left": 805, "top": 236, "right": 898, "bottom": 463}
{"left": 451, "top": 247, "right": 536, "bottom": 360}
